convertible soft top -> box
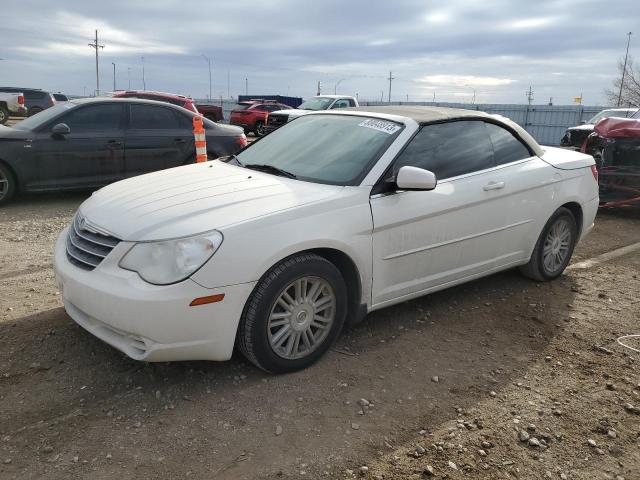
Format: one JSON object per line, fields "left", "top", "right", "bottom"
{"left": 348, "top": 105, "right": 544, "bottom": 157}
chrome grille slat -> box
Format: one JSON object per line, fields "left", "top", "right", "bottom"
{"left": 65, "top": 214, "right": 121, "bottom": 271}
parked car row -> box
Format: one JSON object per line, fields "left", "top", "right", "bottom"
{"left": 0, "top": 98, "right": 247, "bottom": 205}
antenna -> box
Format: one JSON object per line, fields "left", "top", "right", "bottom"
{"left": 87, "top": 30, "right": 105, "bottom": 96}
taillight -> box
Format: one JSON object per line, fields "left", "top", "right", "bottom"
{"left": 591, "top": 164, "right": 599, "bottom": 183}
{"left": 237, "top": 134, "right": 248, "bottom": 148}
{"left": 18, "top": 95, "right": 25, "bottom": 105}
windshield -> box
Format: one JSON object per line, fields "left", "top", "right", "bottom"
{"left": 12, "top": 102, "right": 76, "bottom": 130}
{"left": 587, "top": 109, "right": 634, "bottom": 124}
{"left": 298, "top": 97, "right": 334, "bottom": 111}
{"left": 235, "top": 114, "right": 403, "bottom": 185}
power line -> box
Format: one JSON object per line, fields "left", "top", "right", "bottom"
{"left": 617, "top": 32, "right": 633, "bottom": 107}
{"left": 87, "top": 29, "right": 105, "bottom": 96}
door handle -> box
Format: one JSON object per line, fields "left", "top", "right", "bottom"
{"left": 483, "top": 181, "right": 505, "bottom": 191}
{"left": 107, "top": 140, "right": 122, "bottom": 148}
{"left": 174, "top": 138, "right": 187, "bottom": 144}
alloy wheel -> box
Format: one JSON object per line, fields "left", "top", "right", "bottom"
{"left": 542, "top": 217, "right": 572, "bottom": 274}
{"left": 267, "top": 276, "right": 336, "bottom": 360}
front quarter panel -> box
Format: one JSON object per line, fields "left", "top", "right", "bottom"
{"left": 191, "top": 187, "right": 374, "bottom": 306}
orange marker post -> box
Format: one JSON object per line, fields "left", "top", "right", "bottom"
{"left": 193, "top": 115, "right": 207, "bottom": 163}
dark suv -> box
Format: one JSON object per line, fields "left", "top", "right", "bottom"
{"left": 0, "top": 87, "right": 56, "bottom": 116}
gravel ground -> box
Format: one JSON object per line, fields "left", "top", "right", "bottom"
{"left": 0, "top": 193, "right": 638, "bottom": 480}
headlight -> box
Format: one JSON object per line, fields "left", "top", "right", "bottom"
{"left": 119, "top": 231, "right": 223, "bottom": 285}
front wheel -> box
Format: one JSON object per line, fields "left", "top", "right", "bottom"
{"left": 254, "top": 121, "right": 266, "bottom": 137}
{"left": 0, "top": 162, "right": 17, "bottom": 205}
{"left": 237, "top": 253, "right": 347, "bottom": 373}
{"left": 520, "top": 207, "right": 578, "bottom": 281}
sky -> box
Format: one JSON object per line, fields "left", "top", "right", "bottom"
{"left": 0, "top": 0, "right": 638, "bottom": 105}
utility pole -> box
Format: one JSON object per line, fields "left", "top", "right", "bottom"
{"left": 617, "top": 32, "right": 633, "bottom": 107}
{"left": 245, "top": 78, "right": 248, "bottom": 96}
{"left": 334, "top": 78, "right": 345, "bottom": 94}
{"left": 524, "top": 86, "right": 534, "bottom": 131}
{"left": 141, "top": 56, "right": 146, "bottom": 90}
{"left": 111, "top": 62, "right": 116, "bottom": 91}
{"left": 87, "top": 29, "right": 104, "bottom": 96}
{"left": 127, "top": 67, "right": 131, "bottom": 89}
{"left": 317, "top": 81, "right": 321, "bottom": 96}
{"left": 387, "top": 71, "right": 395, "bottom": 103}
{"left": 380, "top": 90, "right": 384, "bottom": 102}
{"left": 202, "top": 54, "right": 212, "bottom": 101}
{"left": 526, "top": 85, "right": 534, "bottom": 105}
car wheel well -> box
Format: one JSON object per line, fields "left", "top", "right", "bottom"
{"left": 256, "top": 248, "right": 364, "bottom": 326}
{"left": 560, "top": 202, "right": 582, "bottom": 234}
{"left": 304, "top": 248, "right": 364, "bottom": 326}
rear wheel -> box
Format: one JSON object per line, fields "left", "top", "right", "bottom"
{"left": 0, "top": 162, "right": 17, "bottom": 205}
{"left": 237, "top": 253, "right": 347, "bottom": 373}
{"left": 0, "top": 106, "right": 8, "bottom": 125}
{"left": 254, "top": 121, "right": 266, "bottom": 137}
{"left": 520, "top": 207, "right": 578, "bottom": 281}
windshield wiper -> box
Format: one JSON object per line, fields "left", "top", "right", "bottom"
{"left": 223, "top": 154, "right": 244, "bottom": 166}
{"left": 244, "top": 164, "right": 297, "bottom": 179}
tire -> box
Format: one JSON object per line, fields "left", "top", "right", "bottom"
{"left": 0, "top": 106, "right": 8, "bottom": 125}
{"left": 28, "top": 107, "right": 42, "bottom": 117}
{"left": 519, "top": 207, "right": 578, "bottom": 282}
{"left": 0, "top": 162, "right": 17, "bottom": 205}
{"left": 254, "top": 121, "right": 266, "bottom": 137}
{"left": 237, "top": 253, "right": 347, "bottom": 373}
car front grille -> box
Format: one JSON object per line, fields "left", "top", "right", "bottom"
{"left": 267, "top": 114, "right": 288, "bottom": 129}
{"left": 66, "top": 215, "right": 120, "bottom": 271}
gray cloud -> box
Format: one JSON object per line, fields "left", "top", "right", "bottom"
{"left": 0, "top": 0, "right": 637, "bottom": 104}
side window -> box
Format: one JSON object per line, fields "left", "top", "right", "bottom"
{"left": 331, "top": 100, "right": 350, "bottom": 109}
{"left": 61, "top": 104, "right": 123, "bottom": 132}
{"left": 130, "top": 105, "right": 183, "bottom": 129}
{"left": 394, "top": 121, "right": 494, "bottom": 180}
{"left": 485, "top": 122, "right": 531, "bottom": 165}
{"left": 347, "top": 99, "right": 356, "bottom": 107}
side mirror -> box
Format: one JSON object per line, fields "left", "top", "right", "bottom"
{"left": 396, "top": 166, "right": 437, "bottom": 191}
{"left": 51, "top": 123, "right": 70, "bottom": 136}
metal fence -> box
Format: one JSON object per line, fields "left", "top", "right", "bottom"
{"left": 358, "top": 101, "right": 608, "bottom": 146}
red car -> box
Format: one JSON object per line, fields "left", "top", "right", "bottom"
{"left": 113, "top": 90, "right": 199, "bottom": 114}
{"left": 229, "top": 100, "right": 291, "bottom": 137}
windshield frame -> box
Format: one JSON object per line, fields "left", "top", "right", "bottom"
{"left": 12, "top": 102, "right": 77, "bottom": 131}
{"left": 234, "top": 113, "right": 405, "bottom": 186}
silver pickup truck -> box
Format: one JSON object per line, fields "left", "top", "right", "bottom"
{"left": 0, "top": 92, "right": 28, "bottom": 124}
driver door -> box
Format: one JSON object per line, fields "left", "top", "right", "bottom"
{"left": 32, "top": 103, "right": 125, "bottom": 189}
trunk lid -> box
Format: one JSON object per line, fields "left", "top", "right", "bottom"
{"left": 540, "top": 146, "right": 595, "bottom": 170}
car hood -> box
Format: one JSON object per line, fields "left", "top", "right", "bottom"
{"left": 271, "top": 109, "right": 313, "bottom": 119}
{"left": 568, "top": 124, "right": 594, "bottom": 131}
{"left": 78, "top": 161, "right": 343, "bottom": 241}
{"left": 0, "top": 125, "right": 32, "bottom": 140}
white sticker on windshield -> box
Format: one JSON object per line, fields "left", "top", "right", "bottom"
{"left": 358, "top": 118, "right": 401, "bottom": 134}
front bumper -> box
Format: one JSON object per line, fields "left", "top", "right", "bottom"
{"left": 53, "top": 227, "right": 255, "bottom": 362}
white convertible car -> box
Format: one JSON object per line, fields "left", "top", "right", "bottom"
{"left": 54, "top": 106, "right": 599, "bottom": 373}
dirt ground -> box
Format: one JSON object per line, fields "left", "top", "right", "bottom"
{"left": 0, "top": 193, "right": 639, "bottom": 480}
